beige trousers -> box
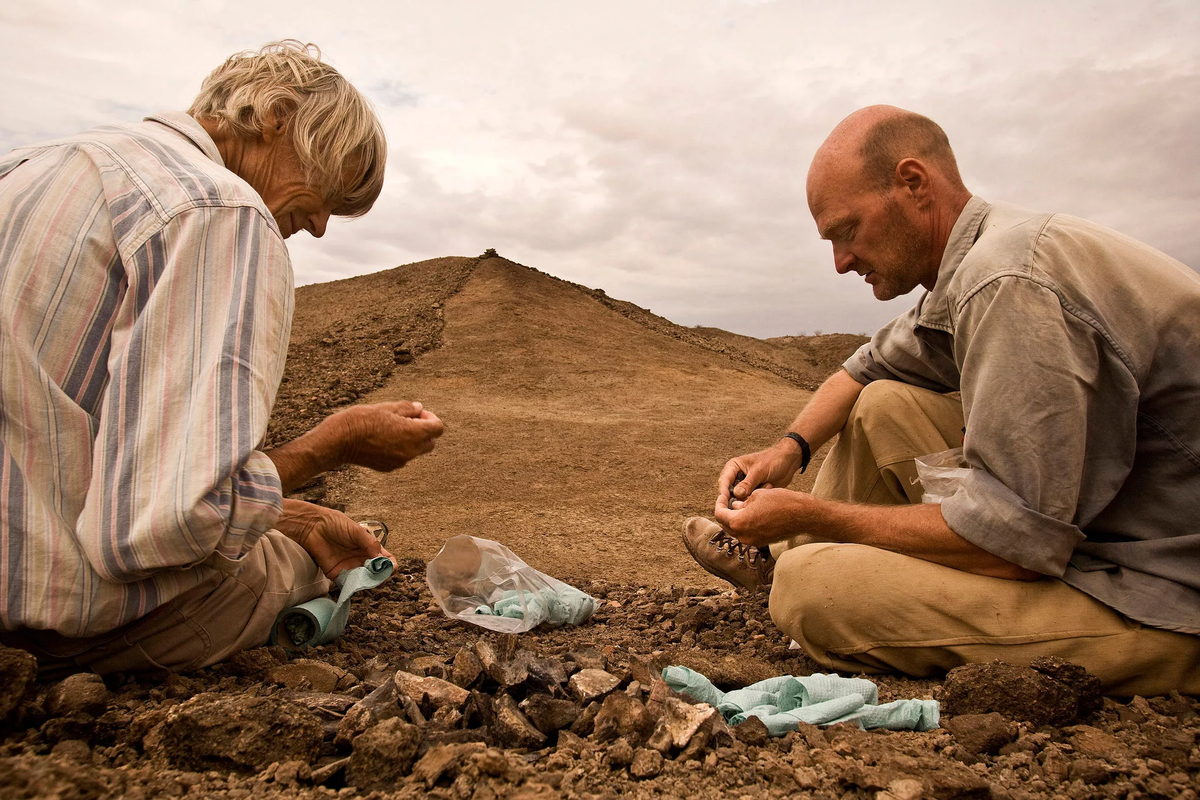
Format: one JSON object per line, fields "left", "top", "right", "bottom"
{"left": 2, "top": 530, "right": 329, "bottom": 677}
{"left": 767, "top": 380, "right": 1200, "bottom": 696}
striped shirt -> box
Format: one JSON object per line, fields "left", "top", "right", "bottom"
{"left": 0, "top": 112, "right": 293, "bottom": 637}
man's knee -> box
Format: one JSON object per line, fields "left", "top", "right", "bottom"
{"left": 768, "top": 542, "right": 874, "bottom": 655}
{"left": 847, "top": 380, "right": 929, "bottom": 433}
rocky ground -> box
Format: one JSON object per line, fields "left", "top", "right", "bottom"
{"left": 2, "top": 255, "right": 1197, "bottom": 799}
{"left": 2, "top": 564, "right": 1198, "bottom": 799}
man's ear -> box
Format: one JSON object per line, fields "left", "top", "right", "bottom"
{"left": 259, "top": 109, "right": 288, "bottom": 144}
{"left": 894, "top": 158, "right": 932, "bottom": 205}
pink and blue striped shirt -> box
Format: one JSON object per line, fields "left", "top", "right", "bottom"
{"left": 0, "top": 112, "right": 293, "bottom": 637}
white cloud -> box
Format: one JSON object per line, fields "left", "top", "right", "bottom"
{"left": 3, "top": 0, "right": 1197, "bottom": 336}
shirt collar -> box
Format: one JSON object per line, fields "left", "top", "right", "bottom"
{"left": 143, "top": 111, "right": 225, "bottom": 167}
{"left": 915, "top": 195, "right": 991, "bottom": 331}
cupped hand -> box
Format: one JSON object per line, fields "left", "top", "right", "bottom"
{"left": 713, "top": 486, "right": 808, "bottom": 549}
{"left": 276, "top": 499, "right": 396, "bottom": 579}
{"left": 717, "top": 440, "right": 803, "bottom": 506}
{"left": 331, "top": 401, "right": 445, "bottom": 471}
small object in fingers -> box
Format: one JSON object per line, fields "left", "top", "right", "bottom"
{"left": 731, "top": 471, "right": 747, "bottom": 501}
{"left": 359, "top": 519, "right": 389, "bottom": 549}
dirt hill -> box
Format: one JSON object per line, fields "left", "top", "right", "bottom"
{"left": 272, "top": 254, "right": 866, "bottom": 586}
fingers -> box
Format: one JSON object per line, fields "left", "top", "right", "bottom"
{"left": 718, "top": 459, "right": 743, "bottom": 501}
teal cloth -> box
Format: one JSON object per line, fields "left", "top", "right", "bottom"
{"left": 472, "top": 585, "right": 597, "bottom": 627}
{"left": 663, "top": 665, "right": 939, "bottom": 736}
{"left": 270, "top": 556, "right": 394, "bottom": 648}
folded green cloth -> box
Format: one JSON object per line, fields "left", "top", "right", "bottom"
{"left": 663, "top": 665, "right": 939, "bottom": 736}
{"left": 472, "top": 585, "right": 597, "bottom": 627}
{"left": 270, "top": 556, "right": 394, "bottom": 649}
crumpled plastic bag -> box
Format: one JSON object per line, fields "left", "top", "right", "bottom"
{"left": 426, "top": 535, "right": 598, "bottom": 632}
{"left": 915, "top": 447, "right": 971, "bottom": 504}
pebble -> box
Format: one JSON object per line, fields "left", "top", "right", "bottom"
{"left": 568, "top": 669, "right": 620, "bottom": 703}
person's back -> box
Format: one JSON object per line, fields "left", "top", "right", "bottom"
{"left": 0, "top": 112, "right": 292, "bottom": 637}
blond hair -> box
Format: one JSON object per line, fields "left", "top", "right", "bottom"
{"left": 188, "top": 40, "right": 386, "bottom": 217}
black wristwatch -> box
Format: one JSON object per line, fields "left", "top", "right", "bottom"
{"left": 781, "top": 432, "right": 811, "bottom": 473}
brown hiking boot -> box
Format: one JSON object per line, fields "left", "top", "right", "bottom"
{"left": 681, "top": 517, "right": 774, "bottom": 592}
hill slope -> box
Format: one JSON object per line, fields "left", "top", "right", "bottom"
{"left": 270, "top": 254, "right": 865, "bottom": 586}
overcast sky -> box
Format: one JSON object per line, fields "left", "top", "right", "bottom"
{"left": 3, "top": 1, "right": 1197, "bottom": 337}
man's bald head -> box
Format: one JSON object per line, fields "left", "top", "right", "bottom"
{"left": 806, "top": 106, "right": 973, "bottom": 301}
{"left": 810, "top": 105, "right": 966, "bottom": 195}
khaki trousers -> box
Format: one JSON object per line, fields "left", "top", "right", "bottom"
{"left": 2, "top": 530, "right": 329, "bottom": 677}
{"left": 767, "top": 380, "right": 1200, "bottom": 696}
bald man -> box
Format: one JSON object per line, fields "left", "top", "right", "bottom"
{"left": 683, "top": 105, "right": 1200, "bottom": 695}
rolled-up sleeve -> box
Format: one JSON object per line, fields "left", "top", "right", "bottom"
{"left": 939, "top": 275, "right": 1137, "bottom": 576}
{"left": 75, "top": 204, "right": 293, "bottom": 582}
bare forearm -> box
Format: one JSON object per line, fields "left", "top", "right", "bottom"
{"left": 265, "top": 418, "right": 346, "bottom": 495}
{"left": 786, "top": 369, "right": 865, "bottom": 451}
{"left": 804, "top": 497, "right": 1041, "bottom": 580}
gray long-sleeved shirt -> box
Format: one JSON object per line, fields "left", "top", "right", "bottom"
{"left": 843, "top": 196, "right": 1200, "bottom": 635}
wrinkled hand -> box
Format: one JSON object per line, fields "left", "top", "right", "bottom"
{"left": 276, "top": 499, "right": 396, "bottom": 579}
{"left": 713, "top": 486, "right": 810, "bottom": 549}
{"left": 329, "top": 401, "right": 444, "bottom": 471}
{"left": 717, "top": 440, "right": 804, "bottom": 507}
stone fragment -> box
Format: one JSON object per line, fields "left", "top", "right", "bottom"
{"left": 941, "top": 659, "right": 1098, "bottom": 726}
{"left": 310, "top": 756, "right": 350, "bottom": 785}
{"left": 565, "top": 647, "right": 606, "bottom": 672}
{"left": 49, "top": 739, "right": 92, "bottom": 763}
{"left": 605, "top": 737, "right": 634, "bottom": 767}
{"left": 629, "top": 747, "right": 663, "bottom": 779}
{"left": 411, "top": 742, "right": 487, "bottom": 788}
{"left": 1068, "top": 758, "right": 1111, "bottom": 784}
{"left": 268, "top": 659, "right": 349, "bottom": 693}
{"left": 943, "top": 713, "right": 1015, "bottom": 757}
{"left": 570, "top": 700, "right": 600, "bottom": 736}
{"left": 411, "top": 655, "right": 451, "bottom": 679}
{"left": 569, "top": 669, "right": 620, "bottom": 703}
{"left": 878, "top": 778, "right": 925, "bottom": 800}
{"left": 0, "top": 646, "right": 38, "bottom": 722}
{"left": 842, "top": 754, "right": 990, "bottom": 799}
{"left": 473, "top": 639, "right": 502, "bottom": 674}
{"left": 158, "top": 694, "right": 323, "bottom": 772}
{"left": 451, "top": 647, "right": 484, "bottom": 688}
{"left": 653, "top": 649, "right": 777, "bottom": 688}
{"left": 335, "top": 679, "right": 404, "bottom": 747}
{"left": 465, "top": 690, "right": 496, "bottom": 730}
{"left": 675, "top": 605, "right": 714, "bottom": 633}
{"left": 734, "top": 715, "right": 770, "bottom": 747}
{"left": 47, "top": 674, "right": 111, "bottom": 718}
{"left": 394, "top": 670, "right": 470, "bottom": 713}
{"left": 357, "top": 655, "right": 393, "bottom": 691}
{"left": 492, "top": 693, "right": 547, "bottom": 750}
{"left": 526, "top": 657, "right": 569, "bottom": 693}
{"left": 555, "top": 729, "right": 589, "bottom": 756}
{"left": 592, "top": 693, "right": 655, "bottom": 747}
{"left": 1066, "top": 724, "right": 1130, "bottom": 761}
{"left": 475, "top": 746, "right": 510, "bottom": 778}
{"left": 1029, "top": 656, "right": 1102, "bottom": 716}
{"left": 647, "top": 697, "right": 717, "bottom": 754}
{"left": 521, "top": 693, "right": 580, "bottom": 735}
{"left": 225, "top": 647, "right": 283, "bottom": 678}
{"left": 346, "top": 716, "right": 423, "bottom": 791}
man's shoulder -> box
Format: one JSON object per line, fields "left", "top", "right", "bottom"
{"left": 10, "top": 115, "right": 277, "bottom": 239}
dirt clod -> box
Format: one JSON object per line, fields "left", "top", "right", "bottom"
{"left": 941, "top": 659, "right": 1101, "bottom": 726}
{"left": 345, "top": 716, "right": 421, "bottom": 790}
{"left": 157, "top": 694, "right": 323, "bottom": 772}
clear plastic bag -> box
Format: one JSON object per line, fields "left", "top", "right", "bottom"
{"left": 425, "top": 535, "right": 597, "bottom": 633}
{"left": 914, "top": 447, "right": 971, "bottom": 504}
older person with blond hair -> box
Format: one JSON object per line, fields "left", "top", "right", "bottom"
{"left": 0, "top": 41, "right": 443, "bottom": 674}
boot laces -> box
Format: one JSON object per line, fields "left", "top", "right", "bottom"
{"left": 710, "top": 530, "right": 768, "bottom": 567}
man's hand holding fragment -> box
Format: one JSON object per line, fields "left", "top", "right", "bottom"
{"left": 332, "top": 401, "right": 445, "bottom": 471}
{"left": 275, "top": 499, "right": 396, "bottom": 579}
